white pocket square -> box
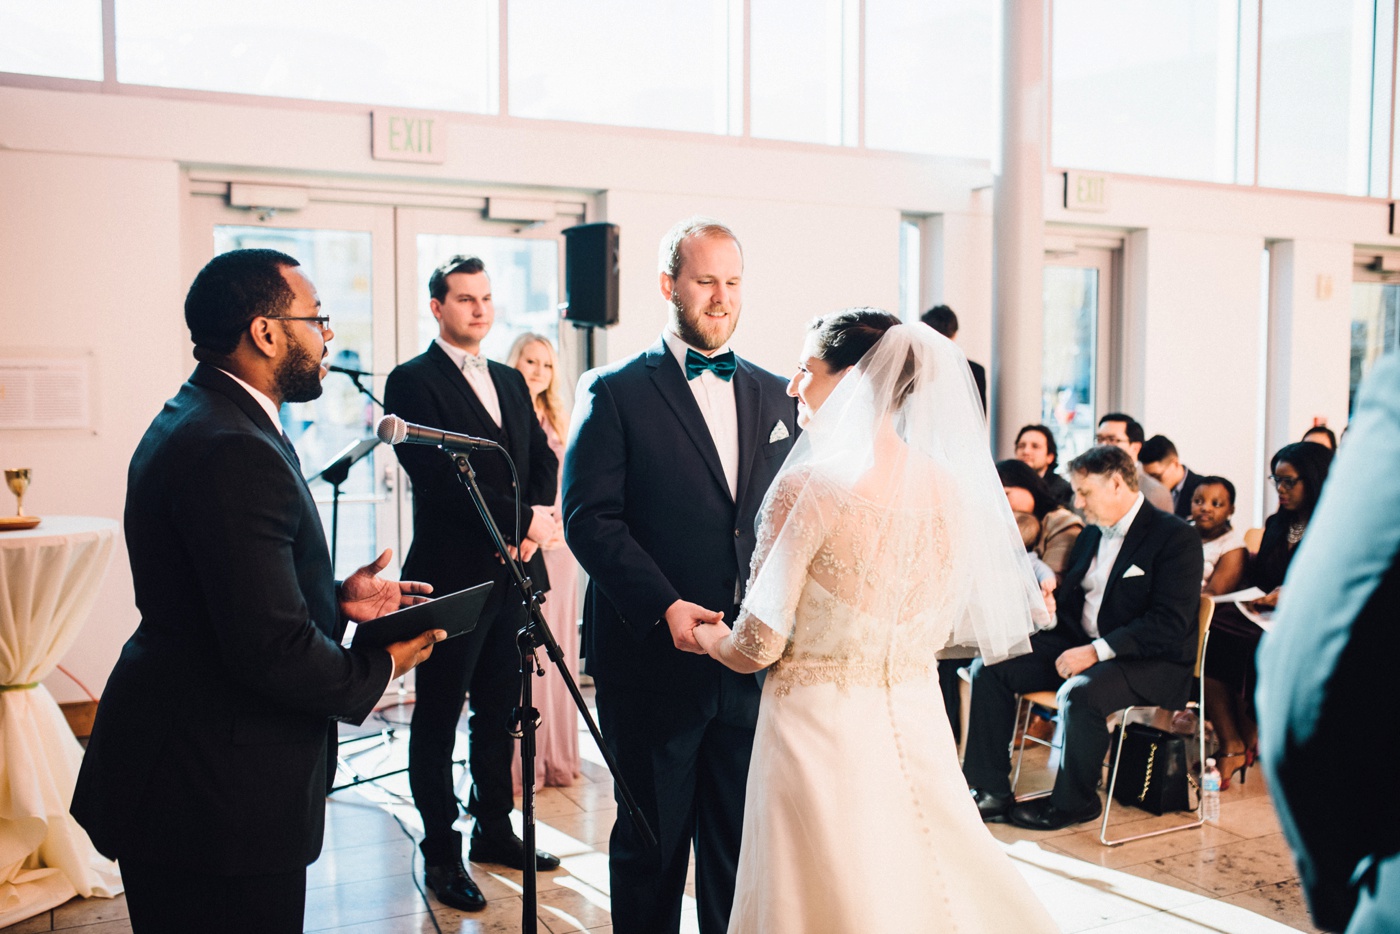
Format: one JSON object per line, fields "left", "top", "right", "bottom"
{"left": 1122, "top": 564, "right": 1145, "bottom": 579}
{"left": 768, "top": 421, "right": 790, "bottom": 443}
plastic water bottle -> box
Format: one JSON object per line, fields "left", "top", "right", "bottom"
{"left": 1202, "top": 758, "right": 1222, "bottom": 821}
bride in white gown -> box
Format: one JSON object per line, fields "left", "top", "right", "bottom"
{"left": 695, "top": 310, "right": 1059, "bottom": 933}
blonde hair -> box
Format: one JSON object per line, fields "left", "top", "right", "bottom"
{"left": 507, "top": 332, "right": 568, "bottom": 439}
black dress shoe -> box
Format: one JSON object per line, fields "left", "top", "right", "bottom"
{"left": 1007, "top": 798, "right": 1102, "bottom": 831}
{"left": 468, "top": 830, "right": 561, "bottom": 872}
{"left": 970, "top": 788, "right": 1014, "bottom": 822}
{"left": 424, "top": 862, "right": 487, "bottom": 912}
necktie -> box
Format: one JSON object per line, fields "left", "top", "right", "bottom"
{"left": 281, "top": 432, "right": 302, "bottom": 469}
{"left": 685, "top": 349, "right": 736, "bottom": 382}
{"left": 461, "top": 353, "right": 488, "bottom": 375}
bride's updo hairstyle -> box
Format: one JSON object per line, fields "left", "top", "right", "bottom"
{"left": 808, "top": 307, "right": 915, "bottom": 406}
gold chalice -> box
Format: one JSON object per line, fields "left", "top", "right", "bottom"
{"left": 5, "top": 468, "right": 31, "bottom": 517}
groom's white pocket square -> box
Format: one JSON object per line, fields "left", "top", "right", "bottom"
{"left": 1122, "top": 564, "right": 1145, "bottom": 579}
{"left": 769, "top": 421, "right": 790, "bottom": 443}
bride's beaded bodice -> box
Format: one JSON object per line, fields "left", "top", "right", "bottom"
{"left": 733, "top": 471, "right": 957, "bottom": 695}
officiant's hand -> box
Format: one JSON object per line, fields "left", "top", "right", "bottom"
{"left": 664, "top": 599, "right": 723, "bottom": 653}
{"left": 339, "top": 548, "right": 433, "bottom": 622}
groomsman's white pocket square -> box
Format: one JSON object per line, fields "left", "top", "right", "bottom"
{"left": 769, "top": 421, "right": 790, "bottom": 443}
{"left": 1122, "top": 564, "right": 1145, "bottom": 578}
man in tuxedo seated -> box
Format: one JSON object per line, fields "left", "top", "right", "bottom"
{"left": 963, "top": 444, "right": 1203, "bottom": 831}
{"left": 1140, "top": 434, "right": 1204, "bottom": 520}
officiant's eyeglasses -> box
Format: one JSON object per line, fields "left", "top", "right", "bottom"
{"left": 263, "top": 314, "right": 332, "bottom": 332}
{"left": 1269, "top": 474, "right": 1299, "bottom": 491}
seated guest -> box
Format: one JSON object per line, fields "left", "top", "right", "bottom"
{"left": 1014, "top": 423, "right": 1075, "bottom": 508}
{"left": 1140, "top": 434, "right": 1204, "bottom": 519}
{"left": 965, "top": 446, "right": 1202, "bottom": 830}
{"left": 1096, "top": 413, "right": 1174, "bottom": 511}
{"left": 1202, "top": 441, "right": 1333, "bottom": 788}
{"left": 1301, "top": 425, "right": 1337, "bottom": 450}
{"left": 997, "top": 459, "right": 1083, "bottom": 576}
{"left": 1190, "top": 476, "right": 1246, "bottom": 595}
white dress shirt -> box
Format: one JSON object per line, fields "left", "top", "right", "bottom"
{"left": 435, "top": 337, "right": 501, "bottom": 427}
{"left": 1080, "top": 492, "right": 1146, "bottom": 662}
{"left": 662, "top": 329, "right": 739, "bottom": 500}
{"left": 215, "top": 367, "right": 281, "bottom": 428}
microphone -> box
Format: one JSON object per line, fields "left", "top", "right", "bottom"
{"left": 328, "top": 364, "right": 374, "bottom": 377}
{"left": 376, "top": 414, "right": 498, "bottom": 452}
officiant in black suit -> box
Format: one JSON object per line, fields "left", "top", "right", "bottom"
{"left": 383, "top": 255, "right": 560, "bottom": 912}
{"left": 71, "top": 249, "right": 441, "bottom": 934}
{"left": 562, "top": 217, "right": 798, "bottom": 934}
{"left": 963, "top": 444, "right": 1203, "bottom": 831}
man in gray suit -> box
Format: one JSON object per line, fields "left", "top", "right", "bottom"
{"left": 1257, "top": 352, "right": 1400, "bottom": 934}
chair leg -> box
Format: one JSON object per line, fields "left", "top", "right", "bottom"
{"left": 1100, "top": 704, "right": 1207, "bottom": 846}
{"left": 1010, "top": 697, "right": 1031, "bottom": 794}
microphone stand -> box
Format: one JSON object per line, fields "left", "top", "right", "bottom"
{"left": 308, "top": 437, "right": 380, "bottom": 568}
{"left": 449, "top": 450, "right": 655, "bottom": 934}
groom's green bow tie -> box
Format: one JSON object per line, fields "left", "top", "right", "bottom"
{"left": 685, "top": 348, "right": 737, "bottom": 382}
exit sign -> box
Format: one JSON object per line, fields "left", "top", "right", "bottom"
{"left": 1064, "top": 171, "right": 1109, "bottom": 213}
{"left": 372, "top": 110, "right": 445, "bottom": 164}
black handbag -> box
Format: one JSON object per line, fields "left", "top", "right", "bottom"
{"left": 1109, "top": 722, "right": 1191, "bottom": 815}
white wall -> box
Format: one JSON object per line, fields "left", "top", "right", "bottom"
{"left": 0, "top": 84, "right": 1388, "bottom": 698}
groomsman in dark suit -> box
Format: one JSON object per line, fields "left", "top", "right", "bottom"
{"left": 1258, "top": 352, "right": 1400, "bottom": 934}
{"left": 384, "top": 255, "right": 560, "bottom": 912}
{"left": 72, "top": 249, "right": 441, "bottom": 934}
{"left": 963, "top": 444, "right": 1203, "bottom": 831}
{"left": 563, "top": 218, "right": 798, "bottom": 934}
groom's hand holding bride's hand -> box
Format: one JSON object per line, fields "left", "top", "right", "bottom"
{"left": 694, "top": 619, "right": 732, "bottom": 657}
{"left": 664, "top": 599, "right": 725, "bottom": 653}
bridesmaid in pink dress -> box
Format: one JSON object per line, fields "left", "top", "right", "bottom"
{"left": 507, "top": 333, "right": 582, "bottom": 791}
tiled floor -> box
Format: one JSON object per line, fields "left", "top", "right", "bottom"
{"left": 8, "top": 698, "right": 1323, "bottom": 934}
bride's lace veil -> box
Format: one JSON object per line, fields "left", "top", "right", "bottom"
{"left": 739, "top": 315, "right": 1047, "bottom": 665}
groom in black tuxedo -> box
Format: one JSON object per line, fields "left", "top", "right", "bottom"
{"left": 384, "top": 255, "right": 560, "bottom": 911}
{"left": 963, "top": 444, "right": 1202, "bottom": 831}
{"left": 563, "top": 218, "right": 798, "bottom": 934}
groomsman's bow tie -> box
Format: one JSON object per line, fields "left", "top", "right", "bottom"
{"left": 685, "top": 349, "right": 736, "bottom": 382}
{"left": 460, "top": 353, "right": 488, "bottom": 375}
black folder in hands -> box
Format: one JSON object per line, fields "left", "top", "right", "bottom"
{"left": 350, "top": 581, "right": 493, "bottom": 650}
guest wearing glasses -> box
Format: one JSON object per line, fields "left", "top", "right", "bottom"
{"left": 1204, "top": 442, "right": 1333, "bottom": 787}
{"left": 1094, "top": 413, "right": 1174, "bottom": 512}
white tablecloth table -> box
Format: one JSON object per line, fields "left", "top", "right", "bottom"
{"left": 1, "top": 516, "right": 123, "bottom": 927}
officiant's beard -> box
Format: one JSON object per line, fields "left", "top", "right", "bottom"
{"left": 275, "top": 334, "right": 326, "bottom": 404}
{"left": 670, "top": 294, "right": 740, "bottom": 352}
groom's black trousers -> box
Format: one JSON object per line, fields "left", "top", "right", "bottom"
{"left": 594, "top": 667, "right": 760, "bottom": 934}
{"left": 963, "top": 629, "right": 1190, "bottom": 812}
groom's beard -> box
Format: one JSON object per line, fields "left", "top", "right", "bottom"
{"left": 670, "top": 294, "right": 739, "bottom": 352}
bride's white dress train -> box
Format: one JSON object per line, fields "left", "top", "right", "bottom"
{"left": 726, "top": 474, "right": 1058, "bottom": 933}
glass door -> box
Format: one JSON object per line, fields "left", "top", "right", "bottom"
{"left": 1042, "top": 247, "right": 1116, "bottom": 464}
{"left": 186, "top": 196, "right": 399, "bottom": 578}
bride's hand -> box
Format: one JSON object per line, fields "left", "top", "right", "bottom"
{"left": 694, "top": 620, "right": 732, "bottom": 656}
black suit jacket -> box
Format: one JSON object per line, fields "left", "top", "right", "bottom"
{"left": 1051, "top": 499, "right": 1203, "bottom": 693}
{"left": 968, "top": 359, "right": 988, "bottom": 414}
{"left": 383, "top": 343, "right": 557, "bottom": 594}
{"left": 562, "top": 340, "right": 797, "bottom": 694}
{"left": 1172, "top": 468, "right": 1205, "bottom": 519}
{"left": 1258, "top": 352, "right": 1400, "bottom": 933}
{"left": 72, "top": 365, "right": 392, "bottom": 875}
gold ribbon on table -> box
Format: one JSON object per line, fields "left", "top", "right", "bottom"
{"left": 0, "top": 682, "right": 39, "bottom": 691}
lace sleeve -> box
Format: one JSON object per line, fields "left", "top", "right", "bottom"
{"left": 731, "top": 470, "right": 826, "bottom": 666}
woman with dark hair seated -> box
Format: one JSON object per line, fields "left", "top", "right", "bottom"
{"left": 995, "top": 459, "right": 1083, "bottom": 577}
{"left": 1205, "top": 441, "right": 1333, "bottom": 787}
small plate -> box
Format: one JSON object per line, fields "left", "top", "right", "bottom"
{"left": 0, "top": 516, "right": 41, "bottom": 531}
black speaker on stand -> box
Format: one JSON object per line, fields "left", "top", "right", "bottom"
{"left": 562, "top": 222, "right": 619, "bottom": 369}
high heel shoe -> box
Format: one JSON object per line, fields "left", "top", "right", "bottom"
{"left": 1217, "top": 752, "right": 1248, "bottom": 791}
